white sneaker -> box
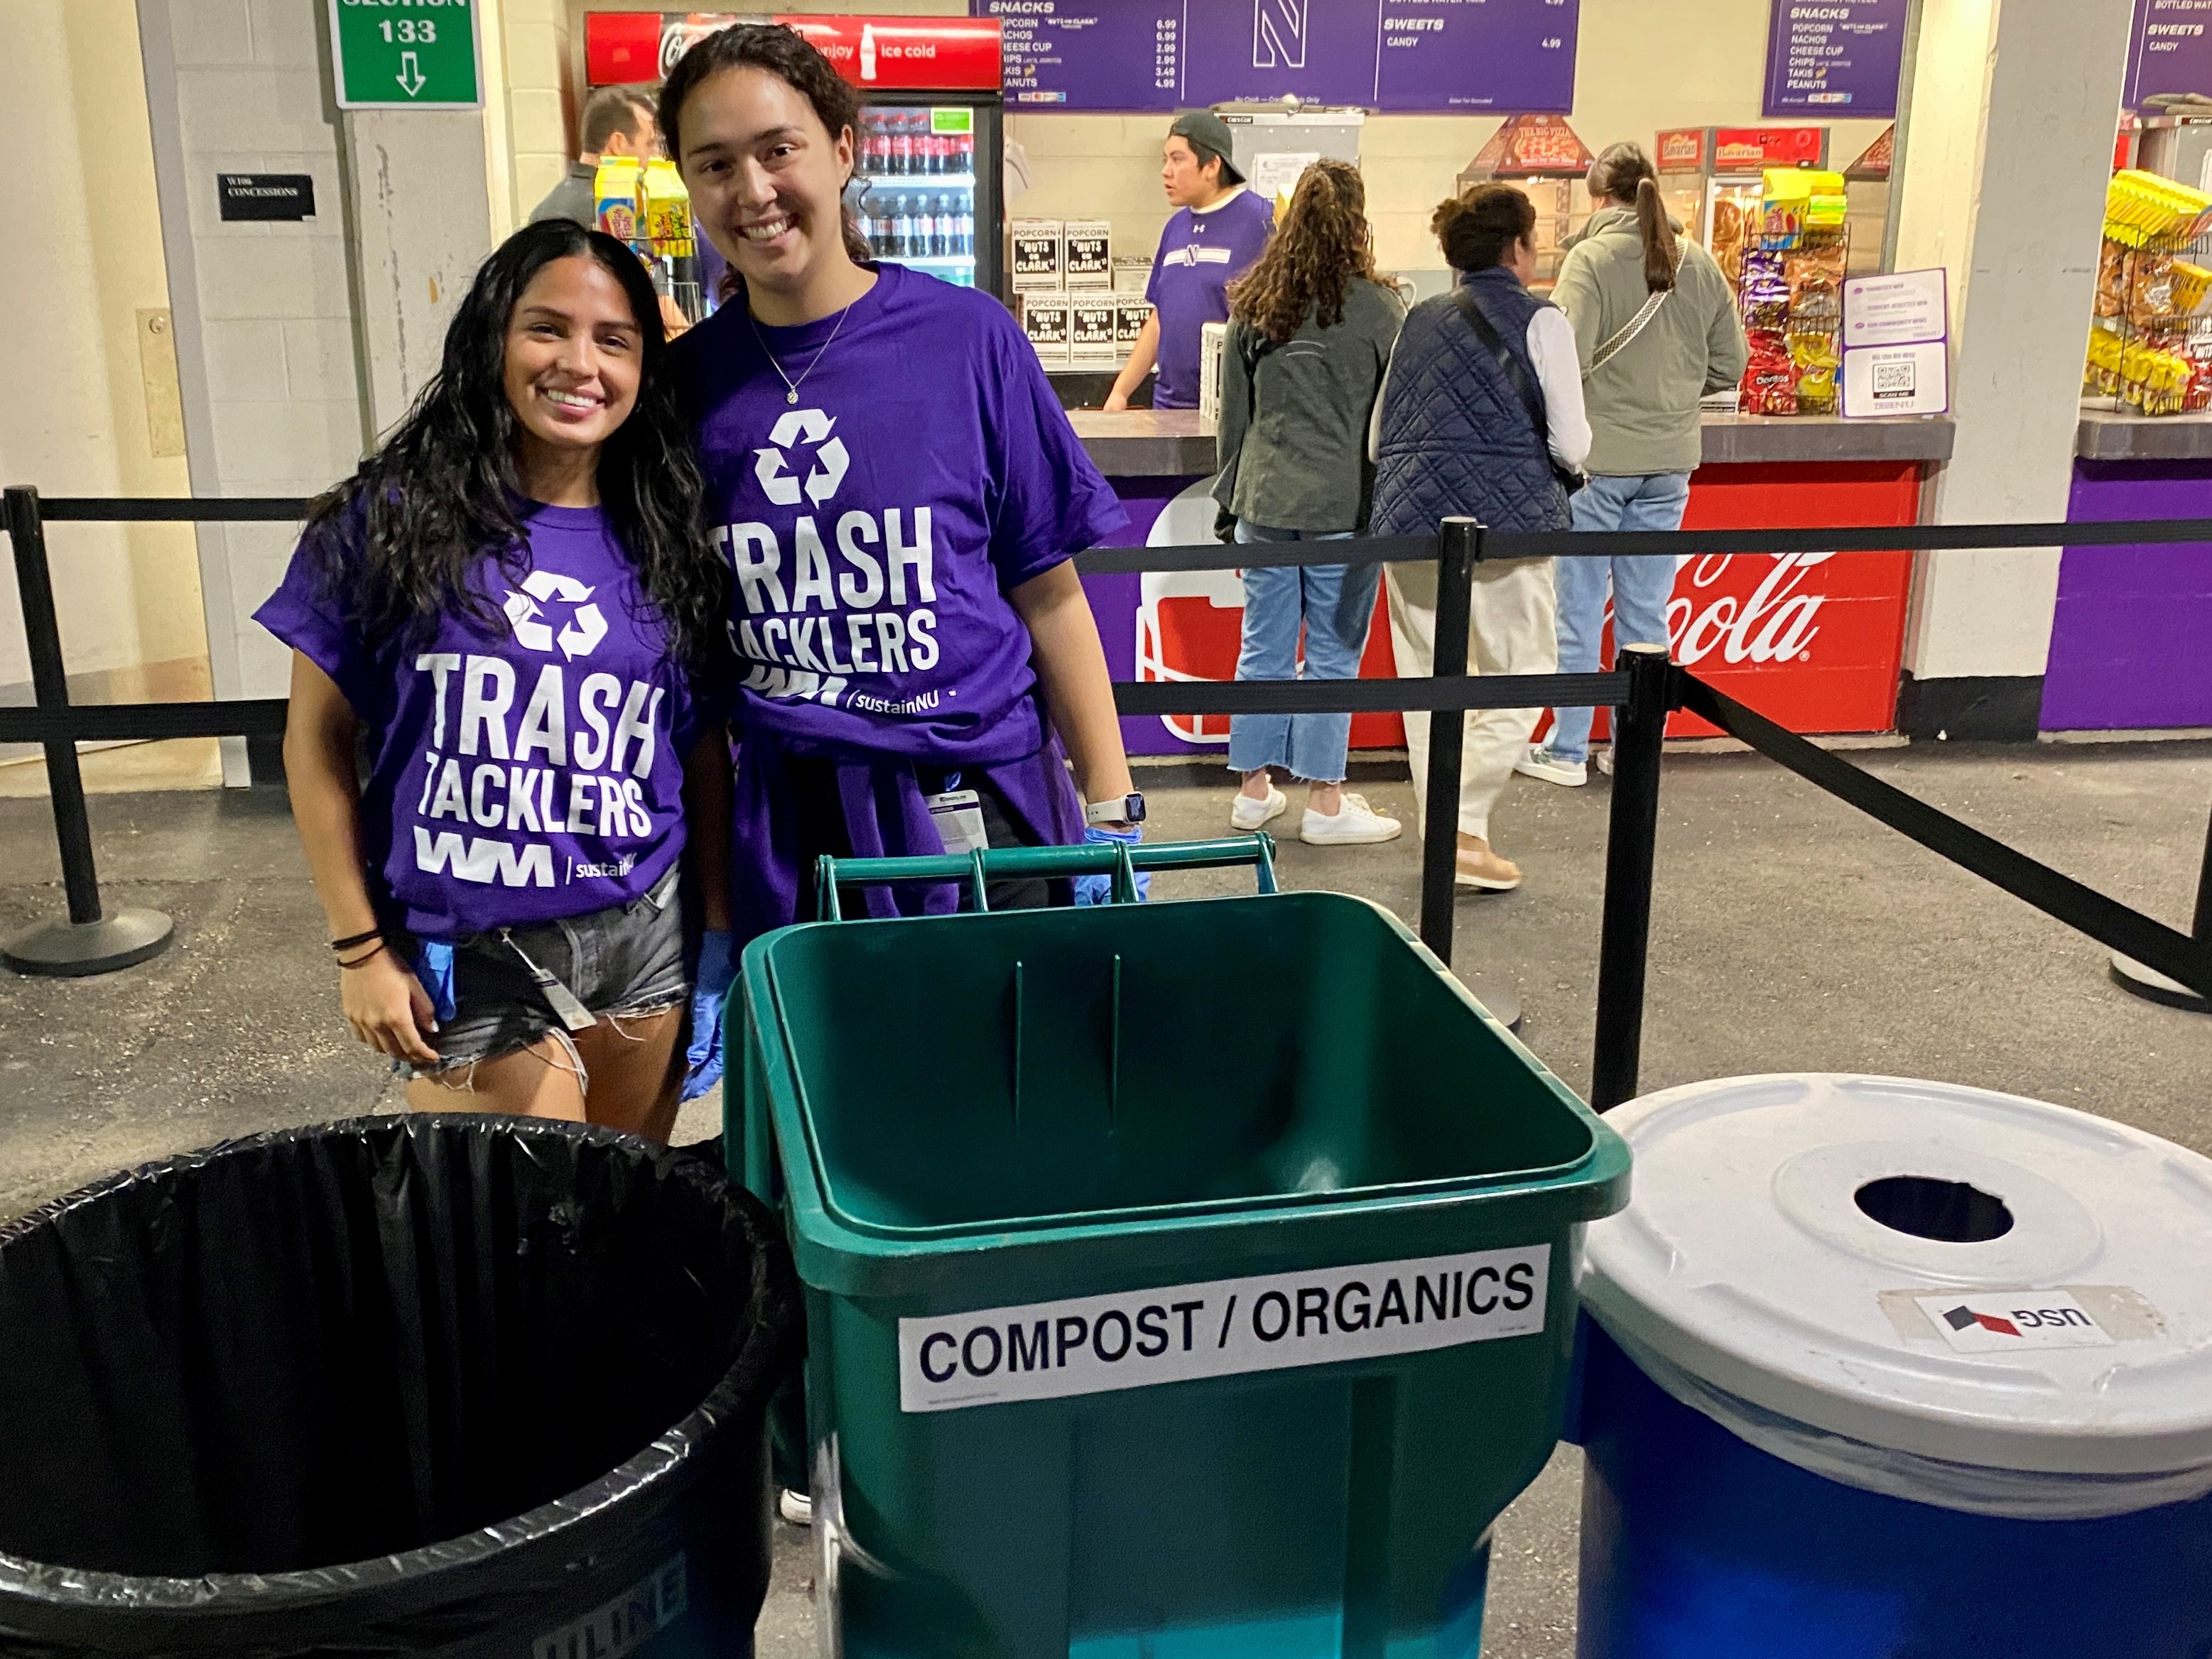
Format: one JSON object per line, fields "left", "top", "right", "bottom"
{"left": 1596, "top": 749, "right": 1615, "bottom": 777}
{"left": 1230, "top": 786, "right": 1288, "bottom": 831}
{"left": 1300, "top": 793, "right": 1403, "bottom": 846}
{"left": 779, "top": 1489, "right": 813, "bottom": 1526}
{"left": 1515, "top": 746, "right": 1588, "bottom": 787}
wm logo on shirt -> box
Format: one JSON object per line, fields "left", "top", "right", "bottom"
{"left": 413, "top": 829, "right": 554, "bottom": 888}
{"left": 1253, "top": 0, "right": 1306, "bottom": 68}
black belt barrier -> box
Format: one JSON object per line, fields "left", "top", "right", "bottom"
{"left": 5, "top": 485, "right": 2211, "bottom": 1114}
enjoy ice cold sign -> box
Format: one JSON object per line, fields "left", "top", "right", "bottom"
{"left": 327, "top": 0, "right": 484, "bottom": 110}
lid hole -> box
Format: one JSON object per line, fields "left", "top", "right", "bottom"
{"left": 1854, "top": 1175, "right": 2015, "bottom": 1243}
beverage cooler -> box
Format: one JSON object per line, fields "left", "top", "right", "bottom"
{"left": 584, "top": 13, "right": 1005, "bottom": 298}
{"left": 849, "top": 98, "right": 1000, "bottom": 295}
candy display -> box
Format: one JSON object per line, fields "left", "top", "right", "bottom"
{"left": 1733, "top": 209, "right": 1846, "bottom": 418}
{"left": 2083, "top": 168, "right": 2212, "bottom": 417}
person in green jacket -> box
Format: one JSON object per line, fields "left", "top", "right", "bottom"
{"left": 1522, "top": 143, "right": 1748, "bottom": 787}
{"left": 1212, "top": 159, "right": 1407, "bottom": 845}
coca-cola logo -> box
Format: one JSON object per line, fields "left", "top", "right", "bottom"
{"left": 1666, "top": 552, "right": 1831, "bottom": 667}
{"left": 660, "top": 16, "right": 739, "bottom": 80}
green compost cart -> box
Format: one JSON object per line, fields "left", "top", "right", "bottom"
{"left": 730, "top": 837, "right": 1630, "bottom": 1658}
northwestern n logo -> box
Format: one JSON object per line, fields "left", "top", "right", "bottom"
{"left": 1253, "top": 0, "right": 1307, "bottom": 69}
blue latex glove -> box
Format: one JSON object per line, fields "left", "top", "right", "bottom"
{"left": 683, "top": 930, "right": 737, "bottom": 1102}
{"left": 1071, "top": 824, "right": 1150, "bottom": 907}
{"left": 415, "top": 940, "right": 458, "bottom": 1024}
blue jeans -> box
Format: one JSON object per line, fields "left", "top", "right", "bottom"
{"left": 1549, "top": 473, "right": 1691, "bottom": 764}
{"left": 1227, "top": 521, "right": 1378, "bottom": 784}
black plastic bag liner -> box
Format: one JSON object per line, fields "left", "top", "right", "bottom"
{"left": 0, "top": 1114, "right": 801, "bottom": 1657}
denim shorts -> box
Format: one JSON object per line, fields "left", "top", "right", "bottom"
{"left": 401, "top": 866, "right": 689, "bottom": 1079}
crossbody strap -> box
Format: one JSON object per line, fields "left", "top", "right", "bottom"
{"left": 1583, "top": 248, "right": 1688, "bottom": 379}
{"left": 1451, "top": 284, "right": 1554, "bottom": 450}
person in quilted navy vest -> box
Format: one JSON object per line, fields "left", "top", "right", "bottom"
{"left": 1370, "top": 185, "right": 1590, "bottom": 893}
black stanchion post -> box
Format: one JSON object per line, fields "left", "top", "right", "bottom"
{"left": 1, "top": 486, "right": 173, "bottom": 977}
{"left": 2108, "top": 795, "right": 2212, "bottom": 1011}
{"left": 2198, "top": 802, "right": 2212, "bottom": 947}
{"left": 1590, "top": 643, "right": 1674, "bottom": 1110}
{"left": 1418, "top": 517, "right": 1480, "bottom": 960}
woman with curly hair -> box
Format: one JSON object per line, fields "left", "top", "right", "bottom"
{"left": 256, "top": 219, "right": 732, "bottom": 1141}
{"left": 1212, "top": 158, "right": 1406, "bottom": 845}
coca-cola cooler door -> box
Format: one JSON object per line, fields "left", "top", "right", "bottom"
{"left": 849, "top": 97, "right": 1001, "bottom": 302}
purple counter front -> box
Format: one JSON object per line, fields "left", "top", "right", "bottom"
{"left": 2043, "top": 459, "right": 2212, "bottom": 731}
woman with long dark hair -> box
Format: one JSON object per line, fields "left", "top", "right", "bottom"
{"left": 1520, "top": 142, "right": 1746, "bottom": 788}
{"left": 257, "top": 219, "right": 732, "bottom": 1141}
{"left": 1212, "top": 158, "right": 1405, "bottom": 845}
{"left": 660, "top": 23, "right": 1142, "bottom": 937}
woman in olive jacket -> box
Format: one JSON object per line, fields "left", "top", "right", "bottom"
{"left": 1522, "top": 142, "right": 1747, "bottom": 788}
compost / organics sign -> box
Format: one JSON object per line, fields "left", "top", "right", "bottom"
{"left": 899, "top": 1246, "right": 1550, "bottom": 1412}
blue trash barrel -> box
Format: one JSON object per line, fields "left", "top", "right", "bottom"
{"left": 1571, "top": 1074, "right": 2212, "bottom": 1659}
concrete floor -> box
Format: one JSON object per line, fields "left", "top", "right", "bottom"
{"left": 2, "top": 736, "right": 2209, "bottom": 1655}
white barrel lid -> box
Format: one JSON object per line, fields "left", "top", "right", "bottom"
{"left": 1578, "top": 1074, "right": 2212, "bottom": 1476}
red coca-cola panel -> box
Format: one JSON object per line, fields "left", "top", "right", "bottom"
{"left": 1628, "top": 460, "right": 1919, "bottom": 739}
{"left": 774, "top": 16, "right": 1002, "bottom": 91}
{"left": 1143, "top": 589, "right": 1405, "bottom": 751}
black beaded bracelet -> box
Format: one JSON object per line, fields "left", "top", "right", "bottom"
{"left": 330, "top": 927, "right": 382, "bottom": 953}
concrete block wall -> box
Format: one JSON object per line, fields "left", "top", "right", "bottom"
{"left": 502, "top": 0, "right": 578, "bottom": 226}
{"left": 140, "top": 0, "right": 367, "bottom": 778}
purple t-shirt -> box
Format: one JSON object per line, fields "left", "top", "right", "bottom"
{"left": 674, "top": 263, "right": 1126, "bottom": 765}
{"left": 254, "top": 501, "right": 712, "bottom": 941}
{"left": 1145, "top": 189, "right": 1276, "bottom": 409}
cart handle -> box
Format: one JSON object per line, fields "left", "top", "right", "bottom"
{"left": 813, "top": 834, "right": 1279, "bottom": 920}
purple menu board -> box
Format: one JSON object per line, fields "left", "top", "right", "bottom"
{"left": 1374, "top": 0, "right": 1581, "bottom": 112}
{"left": 984, "top": 0, "right": 1185, "bottom": 109}
{"left": 2125, "top": 0, "right": 2212, "bottom": 111}
{"left": 974, "top": 0, "right": 1581, "bottom": 114}
{"left": 1762, "top": 0, "right": 1907, "bottom": 119}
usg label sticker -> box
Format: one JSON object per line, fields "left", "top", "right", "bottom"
{"left": 1915, "top": 1290, "right": 2116, "bottom": 1354}
{"left": 898, "top": 1246, "right": 1549, "bottom": 1413}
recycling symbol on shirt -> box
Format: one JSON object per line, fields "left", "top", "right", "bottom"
{"left": 503, "top": 569, "right": 608, "bottom": 660}
{"left": 754, "top": 408, "right": 850, "bottom": 508}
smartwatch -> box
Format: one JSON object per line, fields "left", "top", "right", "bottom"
{"left": 1083, "top": 792, "right": 1146, "bottom": 827}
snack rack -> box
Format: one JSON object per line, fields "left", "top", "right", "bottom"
{"left": 1733, "top": 168, "right": 1850, "bottom": 418}
{"left": 2084, "top": 169, "right": 2212, "bottom": 417}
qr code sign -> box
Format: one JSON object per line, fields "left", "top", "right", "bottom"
{"left": 1873, "top": 361, "right": 1917, "bottom": 398}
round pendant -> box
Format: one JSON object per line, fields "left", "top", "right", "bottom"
{"left": 787, "top": 388, "right": 799, "bottom": 404}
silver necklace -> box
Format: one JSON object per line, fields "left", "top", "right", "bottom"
{"left": 748, "top": 300, "right": 855, "bottom": 404}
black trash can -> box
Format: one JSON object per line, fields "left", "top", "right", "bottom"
{"left": 0, "top": 1114, "right": 801, "bottom": 1657}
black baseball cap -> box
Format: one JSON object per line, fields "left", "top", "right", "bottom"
{"left": 1169, "top": 111, "right": 1245, "bottom": 185}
